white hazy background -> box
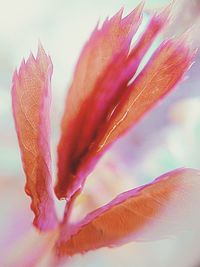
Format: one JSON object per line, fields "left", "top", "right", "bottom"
{"left": 1, "top": 1, "right": 200, "bottom": 267}
{"left": 0, "top": 0, "right": 170, "bottom": 182}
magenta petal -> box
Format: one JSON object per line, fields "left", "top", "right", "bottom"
{"left": 12, "top": 44, "right": 58, "bottom": 231}
{"left": 55, "top": 168, "right": 200, "bottom": 256}
{"left": 55, "top": 6, "right": 193, "bottom": 203}
{"left": 55, "top": 4, "right": 144, "bottom": 200}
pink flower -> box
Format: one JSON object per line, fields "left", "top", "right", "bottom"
{"left": 5, "top": 2, "right": 200, "bottom": 266}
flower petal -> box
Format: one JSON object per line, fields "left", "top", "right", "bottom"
{"left": 55, "top": 5, "right": 171, "bottom": 200}
{"left": 55, "top": 168, "right": 200, "bottom": 256}
{"left": 96, "top": 39, "right": 194, "bottom": 151}
{"left": 12, "top": 44, "right": 58, "bottom": 231}
{"left": 69, "top": 39, "right": 194, "bottom": 203}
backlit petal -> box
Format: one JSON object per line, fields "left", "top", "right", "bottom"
{"left": 56, "top": 168, "right": 200, "bottom": 256}
{"left": 12, "top": 44, "right": 58, "bottom": 231}
{"left": 55, "top": 5, "right": 171, "bottom": 201}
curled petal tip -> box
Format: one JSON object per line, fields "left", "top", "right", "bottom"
{"left": 26, "top": 52, "right": 36, "bottom": 67}
{"left": 136, "top": 1, "right": 145, "bottom": 13}
{"left": 36, "top": 42, "right": 51, "bottom": 64}
{"left": 170, "top": 32, "right": 196, "bottom": 58}
{"left": 30, "top": 51, "right": 36, "bottom": 60}
{"left": 122, "top": 2, "right": 144, "bottom": 24}
{"left": 37, "top": 40, "right": 45, "bottom": 53}
{"left": 118, "top": 7, "right": 124, "bottom": 17}
{"left": 107, "top": 9, "right": 122, "bottom": 25}
{"left": 115, "top": 7, "right": 124, "bottom": 20}
{"left": 153, "top": 4, "right": 172, "bottom": 26}
{"left": 180, "top": 26, "right": 200, "bottom": 51}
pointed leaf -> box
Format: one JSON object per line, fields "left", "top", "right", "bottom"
{"left": 96, "top": 39, "right": 194, "bottom": 151}
{"left": 55, "top": 5, "right": 171, "bottom": 200}
{"left": 12, "top": 45, "right": 57, "bottom": 231}
{"left": 56, "top": 168, "right": 200, "bottom": 256}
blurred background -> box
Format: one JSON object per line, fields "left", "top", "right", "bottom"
{"left": 1, "top": 0, "right": 200, "bottom": 266}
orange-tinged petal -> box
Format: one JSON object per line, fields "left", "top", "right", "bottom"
{"left": 96, "top": 39, "right": 194, "bottom": 151}
{"left": 55, "top": 5, "right": 171, "bottom": 201}
{"left": 56, "top": 4, "right": 144, "bottom": 200}
{"left": 70, "top": 9, "right": 170, "bottom": 163}
{"left": 55, "top": 168, "right": 200, "bottom": 256}
{"left": 72, "top": 40, "right": 193, "bottom": 195}
{"left": 59, "top": 3, "right": 143, "bottom": 130}
{"left": 55, "top": 6, "right": 193, "bottom": 202}
{"left": 12, "top": 45, "right": 58, "bottom": 231}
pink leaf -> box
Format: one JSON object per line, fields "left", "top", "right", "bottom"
{"left": 55, "top": 168, "right": 200, "bottom": 256}
{"left": 12, "top": 44, "right": 58, "bottom": 231}
{"left": 55, "top": 4, "right": 171, "bottom": 201}
{"left": 55, "top": 5, "right": 193, "bottom": 203}
{"left": 96, "top": 38, "right": 194, "bottom": 151}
